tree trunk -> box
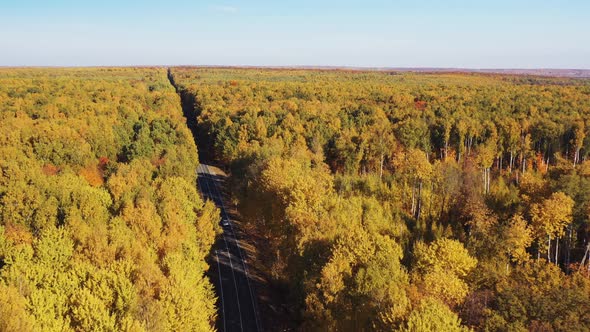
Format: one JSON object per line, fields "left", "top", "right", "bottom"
{"left": 581, "top": 244, "right": 590, "bottom": 275}
{"left": 481, "top": 167, "right": 486, "bottom": 195}
{"left": 555, "top": 237, "right": 559, "bottom": 265}
{"left": 428, "top": 181, "right": 434, "bottom": 221}
{"left": 487, "top": 168, "right": 491, "bottom": 193}
{"left": 567, "top": 225, "right": 573, "bottom": 270}
{"left": 548, "top": 235, "right": 551, "bottom": 262}
{"left": 416, "top": 180, "right": 423, "bottom": 221}
{"left": 411, "top": 181, "right": 416, "bottom": 216}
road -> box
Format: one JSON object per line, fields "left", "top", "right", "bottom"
{"left": 197, "top": 164, "right": 261, "bottom": 332}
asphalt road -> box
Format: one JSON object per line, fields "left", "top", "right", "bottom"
{"left": 197, "top": 164, "right": 261, "bottom": 332}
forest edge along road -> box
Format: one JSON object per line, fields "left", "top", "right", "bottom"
{"left": 169, "top": 67, "right": 262, "bottom": 332}
{"left": 197, "top": 164, "right": 261, "bottom": 332}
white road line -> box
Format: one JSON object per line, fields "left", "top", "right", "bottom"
{"left": 199, "top": 168, "right": 232, "bottom": 331}
{"left": 199, "top": 166, "right": 244, "bottom": 332}
{"left": 204, "top": 164, "right": 261, "bottom": 332}
{"left": 215, "top": 250, "right": 227, "bottom": 332}
{"left": 201, "top": 169, "right": 244, "bottom": 331}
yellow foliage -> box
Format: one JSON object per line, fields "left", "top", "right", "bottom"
{"left": 403, "top": 298, "right": 470, "bottom": 332}
{"left": 504, "top": 214, "right": 533, "bottom": 263}
{"left": 0, "top": 68, "right": 217, "bottom": 331}
{"left": 413, "top": 239, "right": 477, "bottom": 306}
{"left": 531, "top": 191, "right": 575, "bottom": 239}
{"left": 0, "top": 284, "right": 35, "bottom": 332}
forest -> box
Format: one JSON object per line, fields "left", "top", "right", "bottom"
{"left": 0, "top": 68, "right": 219, "bottom": 331}
{"left": 170, "top": 67, "right": 590, "bottom": 331}
{"left": 2, "top": 66, "right": 590, "bottom": 331}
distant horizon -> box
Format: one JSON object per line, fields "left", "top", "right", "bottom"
{"left": 2, "top": 65, "right": 590, "bottom": 78}
{"left": 1, "top": 65, "right": 589, "bottom": 70}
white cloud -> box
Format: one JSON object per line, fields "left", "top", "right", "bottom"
{"left": 211, "top": 5, "right": 238, "bottom": 13}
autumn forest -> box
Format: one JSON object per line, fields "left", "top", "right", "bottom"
{"left": 2, "top": 67, "right": 590, "bottom": 331}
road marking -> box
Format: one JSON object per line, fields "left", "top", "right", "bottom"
{"left": 215, "top": 250, "right": 227, "bottom": 332}
{"left": 199, "top": 166, "right": 244, "bottom": 332}
{"left": 204, "top": 164, "right": 261, "bottom": 332}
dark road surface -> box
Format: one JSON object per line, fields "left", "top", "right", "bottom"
{"left": 197, "top": 164, "right": 261, "bottom": 332}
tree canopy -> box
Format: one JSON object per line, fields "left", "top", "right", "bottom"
{"left": 0, "top": 68, "right": 219, "bottom": 331}
{"left": 170, "top": 67, "right": 590, "bottom": 331}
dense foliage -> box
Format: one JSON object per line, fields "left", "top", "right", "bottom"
{"left": 0, "top": 68, "right": 219, "bottom": 331}
{"left": 171, "top": 67, "right": 590, "bottom": 331}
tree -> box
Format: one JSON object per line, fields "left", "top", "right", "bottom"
{"left": 0, "top": 68, "right": 218, "bottom": 331}
{"left": 572, "top": 120, "right": 586, "bottom": 166}
{"left": 167, "top": 67, "right": 590, "bottom": 330}
{"left": 306, "top": 227, "right": 410, "bottom": 331}
{"left": 412, "top": 239, "right": 477, "bottom": 306}
{"left": 475, "top": 143, "right": 495, "bottom": 194}
{"left": 402, "top": 298, "right": 470, "bottom": 332}
{"left": 530, "top": 192, "right": 574, "bottom": 263}
{"left": 394, "top": 149, "right": 432, "bottom": 220}
{"left": 503, "top": 214, "right": 533, "bottom": 264}
{"left": 365, "top": 108, "right": 396, "bottom": 180}
{"left": 486, "top": 261, "right": 590, "bottom": 331}
{"left": 0, "top": 284, "right": 35, "bottom": 332}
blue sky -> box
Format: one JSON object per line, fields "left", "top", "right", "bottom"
{"left": 1, "top": 0, "right": 589, "bottom": 68}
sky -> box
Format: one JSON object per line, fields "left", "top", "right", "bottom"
{"left": 0, "top": 0, "right": 589, "bottom": 68}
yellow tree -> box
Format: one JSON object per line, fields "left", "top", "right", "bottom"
{"left": 363, "top": 107, "right": 396, "bottom": 180}
{"left": 503, "top": 214, "right": 533, "bottom": 264}
{"left": 530, "top": 192, "right": 574, "bottom": 263}
{"left": 306, "top": 227, "right": 409, "bottom": 331}
{"left": 572, "top": 120, "right": 586, "bottom": 166}
{"left": 412, "top": 238, "right": 477, "bottom": 306}
{"left": 402, "top": 298, "right": 470, "bottom": 332}
{"left": 394, "top": 149, "right": 432, "bottom": 220}
{"left": 475, "top": 143, "right": 495, "bottom": 194}
{"left": 0, "top": 284, "right": 35, "bottom": 332}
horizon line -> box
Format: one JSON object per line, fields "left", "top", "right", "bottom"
{"left": 1, "top": 65, "right": 589, "bottom": 78}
